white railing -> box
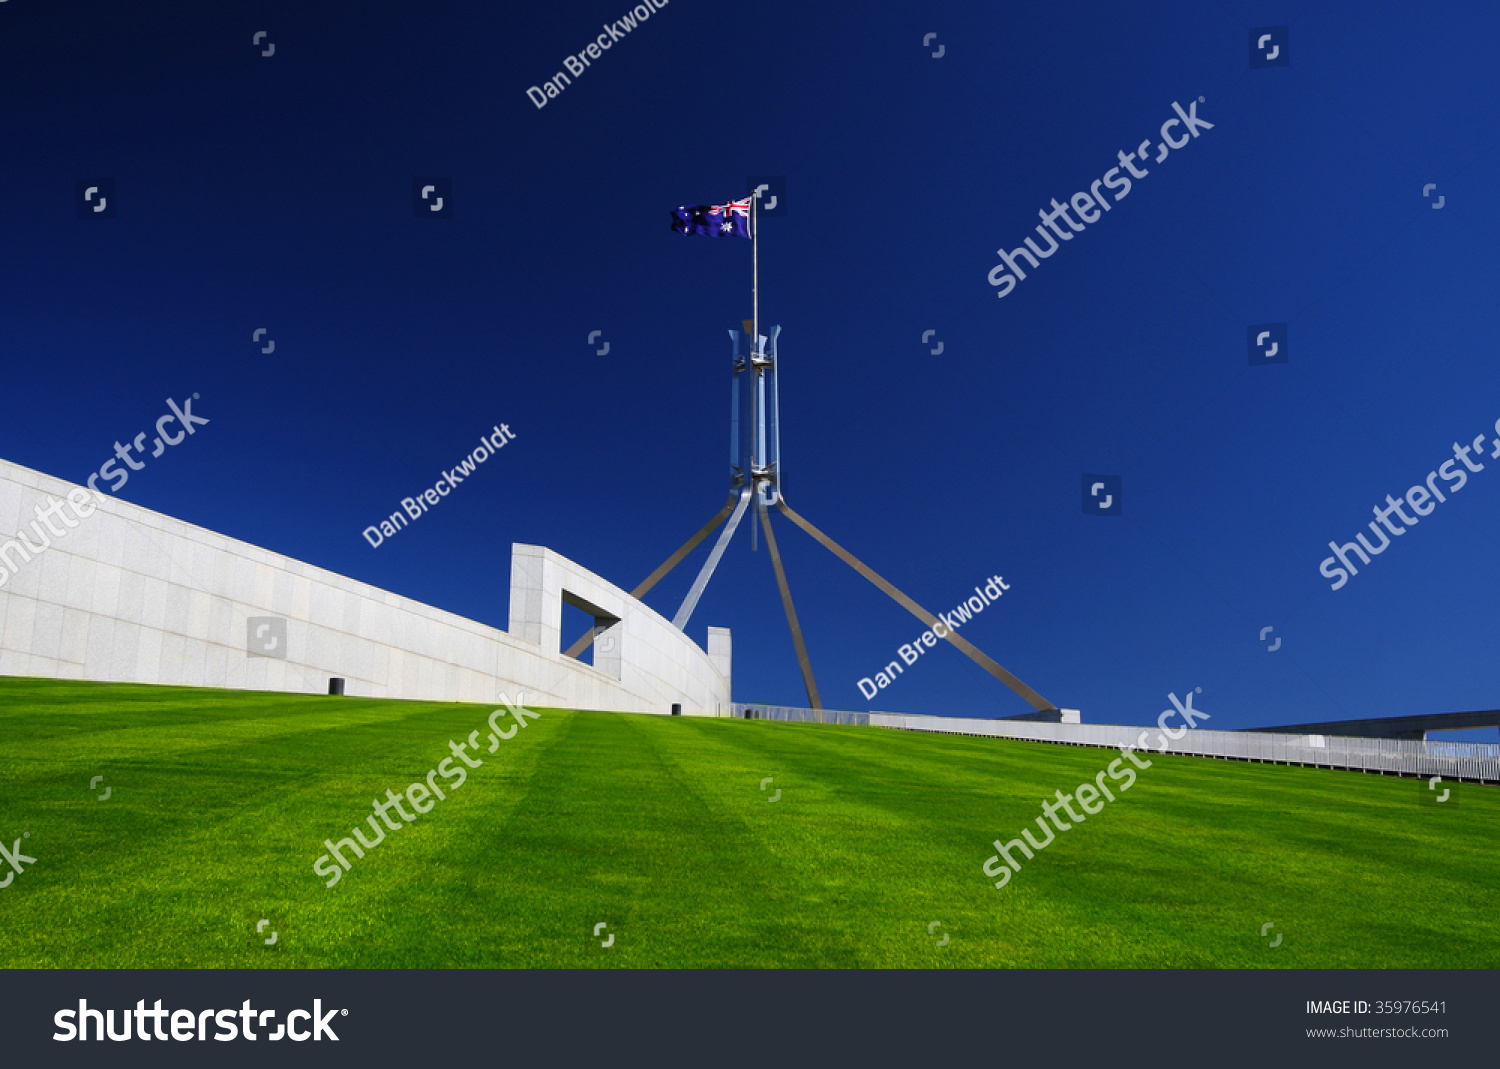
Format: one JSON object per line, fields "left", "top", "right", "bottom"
{"left": 731, "top": 703, "right": 869, "bottom": 726}
{"left": 870, "top": 713, "right": 1500, "bottom": 783}
{"left": 728, "top": 703, "right": 1500, "bottom": 783}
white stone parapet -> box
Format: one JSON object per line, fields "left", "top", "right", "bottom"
{"left": 0, "top": 456, "right": 729, "bottom": 714}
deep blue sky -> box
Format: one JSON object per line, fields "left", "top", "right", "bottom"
{"left": 2, "top": 0, "right": 1497, "bottom": 737}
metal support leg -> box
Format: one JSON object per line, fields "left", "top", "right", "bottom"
{"left": 757, "top": 492, "right": 821, "bottom": 709}
{"left": 564, "top": 496, "right": 736, "bottom": 660}
{"left": 631, "top": 495, "right": 738, "bottom": 599}
{"left": 776, "top": 499, "right": 1057, "bottom": 713}
{"left": 673, "top": 484, "right": 754, "bottom": 629}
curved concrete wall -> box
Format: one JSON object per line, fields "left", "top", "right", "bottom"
{"left": 0, "top": 458, "right": 730, "bottom": 714}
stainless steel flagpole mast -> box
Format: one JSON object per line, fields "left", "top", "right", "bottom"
{"left": 750, "top": 190, "right": 759, "bottom": 552}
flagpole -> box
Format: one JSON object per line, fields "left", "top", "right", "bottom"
{"left": 751, "top": 190, "right": 758, "bottom": 359}
{"left": 750, "top": 190, "right": 759, "bottom": 553}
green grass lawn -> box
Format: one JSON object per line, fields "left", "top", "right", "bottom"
{"left": 0, "top": 676, "right": 1494, "bottom": 968}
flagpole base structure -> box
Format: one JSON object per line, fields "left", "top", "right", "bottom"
{"left": 659, "top": 194, "right": 1063, "bottom": 715}
{"left": 591, "top": 318, "right": 1056, "bottom": 715}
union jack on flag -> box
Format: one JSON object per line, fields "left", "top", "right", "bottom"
{"left": 670, "top": 196, "right": 751, "bottom": 238}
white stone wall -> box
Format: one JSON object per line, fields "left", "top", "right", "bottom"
{"left": 0, "top": 457, "right": 730, "bottom": 714}
{"left": 707, "top": 627, "right": 732, "bottom": 690}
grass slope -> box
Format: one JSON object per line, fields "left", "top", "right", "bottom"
{"left": 0, "top": 677, "right": 1495, "bottom": 968}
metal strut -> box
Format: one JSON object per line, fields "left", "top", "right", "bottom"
{"left": 756, "top": 491, "right": 821, "bottom": 708}
{"left": 673, "top": 483, "right": 754, "bottom": 629}
{"left": 563, "top": 495, "right": 736, "bottom": 660}
{"left": 775, "top": 498, "right": 1058, "bottom": 713}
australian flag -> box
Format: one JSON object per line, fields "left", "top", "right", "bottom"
{"left": 671, "top": 197, "right": 751, "bottom": 238}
